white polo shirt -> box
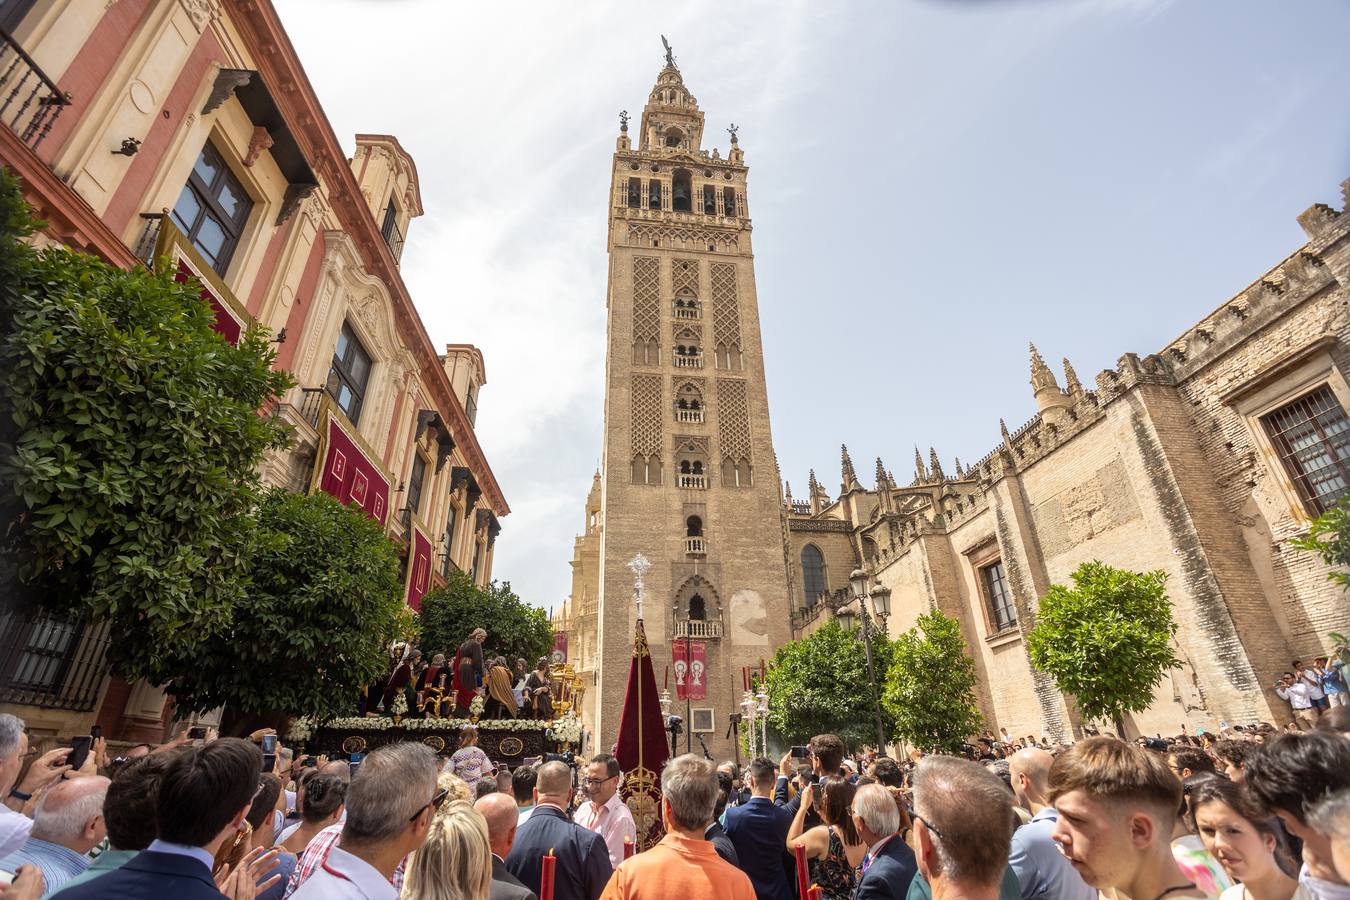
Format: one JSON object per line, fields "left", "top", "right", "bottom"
{"left": 290, "top": 846, "right": 397, "bottom": 900}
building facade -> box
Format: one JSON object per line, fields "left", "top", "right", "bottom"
{"left": 579, "top": 53, "right": 793, "bottom": 758}
{"left": 0, "top": 0, "right": 507, "bottom": 744}
{"left": 787, "top": 181, "right": 1350, "bottom": 740}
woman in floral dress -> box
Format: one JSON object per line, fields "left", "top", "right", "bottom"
{"left": 787, "top": 776, "right": 867, "bottom": 900}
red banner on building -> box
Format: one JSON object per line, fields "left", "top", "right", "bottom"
{"left": 672, "top": 641, "right": 707, "bottom": 700}
{"left": 315, "top": 416, "right": 390, "bottom": 524}
{"left": 156, "top": 219, "right": 251, "bottom": 346}
{"left": 552, "top": 631, "right": 568, "bottom": 665}
{"left": 406, "top": 524, "right": 433, "bottom": 610}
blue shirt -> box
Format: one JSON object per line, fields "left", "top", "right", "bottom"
{"left": 0, "top": 836, "right": 91, "bottom": 895}
{"left": 1322, "top": 663, "right": 1347, "bottom": 694}
{"left": 145, "top": 839, "right": 215, "bottom": 874}
{"left": 1008, "top": 808, "right": 1097, "bottom": 900}
{"left": 47, "top": 847, "right": 136, "bottom": 895}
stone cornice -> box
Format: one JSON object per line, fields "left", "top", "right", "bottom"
{"left": 226, "top": 0, "right": 507, "bottom": 515}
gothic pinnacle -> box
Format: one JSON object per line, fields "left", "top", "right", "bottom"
{"left": 954, "top": 457, "right": 964, "bottom": 478}
{"left": 875, "top": 457, "right": 888, "bottom": 489}
{"left": 841, "top": 444, "right": 858, "bottom": 488}
{"left": 1063, "top": 356, "right": 1084, "bottom": 397}
{"left": 914, "top": 445, "right": 928, "bottom": 483}
{"left": 1000, "top": 418, "right": 1013, "bottom": 445}
{"left": 1030, "top": 341, "right": 1060, "bottom": 392}
{"left": 784, "top": 481, "right": 793, "bottom": 503}
{"left": 929, "top": 448, "right": 945, "bottom": 481}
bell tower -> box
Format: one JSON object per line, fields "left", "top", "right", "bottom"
{"left": 591, "top": 41, "right": 792, "bottom": 758}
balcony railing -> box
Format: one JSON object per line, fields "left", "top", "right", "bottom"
{"left": 676, "top": 409, "right": 704, "bottom": 424}
{"left": 0, "top": 611, "right": 110, "bottom": 712}
{"left": 0, "top": 27, "right": 70, "bottom": 151}
{"left": 674, "top": 619, "right": 722, "bottom": 640}
{"left": 381, "top": 217, "right": 405, "bottom": 263}
{"left": 673, "top": 355, "right": 703, "bottom": 368}
{"left": 678, "top": 474, "right": 707, "bottom": 489}
{"left": 685, "top": 537, "right": 707, "bottom": 556}
{"left": 673, "top": 303, "right": 700, "bottom": 320}
{"left": 299, "top": 387, "right": 327, "bottom": 428}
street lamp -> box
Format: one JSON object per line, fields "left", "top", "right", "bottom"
{"left": 741, "top": 691, "right": 758, "bottom": 757}
{"left": 848, "top": 567, "right": 890, "bottom": 753}
{"left": 756, "top": 686, "right": 769, "bottom": 757}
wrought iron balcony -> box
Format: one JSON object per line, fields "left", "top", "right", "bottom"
{"left": 381, "top": 216, "right": 404, "bottom": 263}
{"left": 674, "top": 619, "right": 722, "bottom": 640}
{"left": 678, "top": 474, "right": 706, "bottom": 489}
{"left": 0, "top": 27, "right": 70, "bottom": 152}
{"left": 685, "top": 537, "right": 707, "bottom": 556}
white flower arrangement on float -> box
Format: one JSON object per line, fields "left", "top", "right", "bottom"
{"left": 469, "top": 693, "right": 486, "bottom": 719}
{"left": 390, "top": 691, "right": 408, "bottom": 717}
{"left": 547, "top": 712, "right": 583, "bottom": 745}
{"left": 287, "top": 717, "right": 314, "bottom": 742}
{"left": 318, "top": 716, "right": 552, "bottom": 733}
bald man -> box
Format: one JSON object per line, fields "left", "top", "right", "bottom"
{"left": 505, "top": 762, "right": 611, "bottom": 900}
{"left": 1007, "top": 749, "right": 1095, "bottom": 900}
{"left": 477, "top": 792, "right": 537, "bottom": 900}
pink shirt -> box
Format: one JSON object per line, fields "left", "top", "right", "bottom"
{"left": 573, "top": 791, "right": 637, "bottom": 868}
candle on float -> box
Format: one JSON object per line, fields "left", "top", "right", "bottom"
{"left": 808, "top": 885, "right": 824, "bottom": 900}
{"left": 793, "top": 844, "right": 809, "bottom": 900}
{"left": 540, "top": 848, "right": 556, "bottom": 900}
{"left": 624, "top": 837, "right": 635, "bottom": 859}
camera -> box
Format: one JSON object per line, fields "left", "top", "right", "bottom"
{"left": 544, "top": 751, "right": 576, "bottom": 768}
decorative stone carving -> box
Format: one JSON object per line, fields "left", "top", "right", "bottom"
{"left": 202, "top": 68, "right": 252, "bottom": 116}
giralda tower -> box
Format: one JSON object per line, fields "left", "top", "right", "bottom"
{"left": 591, "top": 43, "right": 792, "bottom": 758}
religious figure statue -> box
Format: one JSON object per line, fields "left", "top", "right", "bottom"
{"left": 661, "top": 34, "right": 675, "bottom": 68}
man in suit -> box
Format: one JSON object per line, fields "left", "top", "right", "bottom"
{"left": 850, "top": 783, "right": 917, "bottom": 900}
{"left": 724, "top": 757, "right": 795, "bottom": 900}
{"left": 57, "top": 738, "right": 264, "bottom": 899}
{"left": 506, "top": 761, "right": 611, "bottom": 900}
{"left": 718, "top": 762, "right": 752, "bottom": 808}
{"left": 477, "top": 791, "right": 537, "bottom": 900}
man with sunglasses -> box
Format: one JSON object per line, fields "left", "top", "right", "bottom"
{"left": 291, "top": 743, "right": 440, "bottom": 900}
{"left": 573, "top": 754, "right": 637, "bottom": 868}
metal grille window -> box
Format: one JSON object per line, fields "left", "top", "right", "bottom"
{"left": 0, "top": 612, "right": 110, "bottom": 711}
{"left": 981, "top": 561, "right": 1017, "bottom": 631}
{"left": 326, "top": 322, "right": 373, "bottom": 425}
{"left": 801, "top": 545, "right": 826, "bottom": 607}
{"left": 1263, "top": 385, "right": 1350, "bottom": 514}
{"left": 404, "top": 453, "right": 427, "bottom": 527}
{"left": 441, "top": 506, "right": 458, "bottom": 577}
{"left": 171, "top": 143, "right": 252, "bottom": 275}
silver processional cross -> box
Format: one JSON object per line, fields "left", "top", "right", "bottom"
{"left": 628, "top": 553, "right": 651, "bottom": 620}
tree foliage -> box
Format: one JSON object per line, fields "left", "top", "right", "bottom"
{"left": 1026, "top": 560, "right": 1180, "bottom": 730}
{"left": 882, "top": 609, "right": 984, "bottom": 753}
{"left": 147, "top": 489, "right": 404, "bottom": 720}
{"left": 417, "top": 572, "right": 552, "bottom": 665}
{"left": 0, "top": 168, "right": 292, "bottom": 675}
{"left": 1292, "top": 496, "right": 1350, "bottom": 588}
{"left": 765, "top": 619, "right": 899, "bottom": 750}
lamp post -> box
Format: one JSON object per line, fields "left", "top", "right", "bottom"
{"left": 756, "top": 685, "right": 769, "bottom": 757}
{"left": 847, "top": 568, "right": 892, "bottom": 753}
{"left": 741, "top": 691, "right": 758, "bottom": 757}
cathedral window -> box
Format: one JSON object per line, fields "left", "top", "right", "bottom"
{"left": 1262, "top": 385, "right": 1350, "bottom": 514}
{"left": 648, "top": 179, "right": 663, "bottom": 210}
{"left": 627, "top": 177, "right": 642, "bottom": 209}
{"left": 326, "top": 321, "right": 373, "bottom": 426}
{"left": 715, "top": 343, "right": 742, "bottom": 371}
{"left": 632, "top": 454, "right": 662, "bottom": 485}
{"left": 686, "top": 516, "right": 703, "bottom": 537}
{"left": 721, "top": 457, "right": 752, "bottom": 487}
{"left": 171, "top": 142, "right": 253, "bottom": 276}
{"left": 672, "top": 169, "right": 692, "bottom": 212}
{"left": 675, "top": 383, "right": 704, "bottom": 422}
{"left": 688, "top": 594, "right": 706, "bottom": 620}
{"left": 633, "top": 338, "right": 658, "bottom": 366}
{"left": 722, "top": 188, "right": 736, "bottom": 217}
{"left": 673, "top": 296, "right": 700, "bottom": 319}
{"left": 678, "top": 458, "right": 706, "bottom": 489}
{"left": 674, "top": 343, "right": 703, "bottom": 368}
{"left": 980, "top": 560, "right": 1017, "bottom": 632}
{"left": 801, "top": 545, "right": 826, "bottom": 607}
{"left": 665, "top": 127, "right": 683, "bottom": 148}
{"left": 703, "top": 185, "right": 716, "bottom": 215}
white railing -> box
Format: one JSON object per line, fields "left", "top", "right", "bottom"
{"left": 674, "top": 355, "right": 704, "bottom": 368}
{"left": 675, "top": 620, "right": 722, "bottom": 639}
{"left": 676, "top": 409, "right": 704, "bottom": 423}
{"left": 673, "top": 304, "right": 701, "bottom": 319}
{"left": 685, "top": 537, "right": 707, "bottom": 555}
{"left": 678, "top": 474, "right": 707, "bottom": 489}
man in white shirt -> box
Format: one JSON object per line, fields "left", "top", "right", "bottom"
{"left": 292, "top": 742, "right": 441, "bottom": 900}
{"left": 1276, "top": 671, "right": 1320, "bottom": 729}
{"left": 0, "top": 713, "right": 74, "bottom": 862}
{"left": 573, "top": 754, "right": 637, "bottom": 868}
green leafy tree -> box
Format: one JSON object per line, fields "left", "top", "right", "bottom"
{"left": 882, "top": 609, "right": 984, "bottom": 753}
{"left": 1293, "top": 497, "right": 1350, "bottom": 588}
{"left": 145, "top": 489, "right": 404, "bottom": 722}
{"left": 0, "top": 168, "right": 292, "bottom": 674}
{"left": 1026, "top": 561, "right": 1181, "bottom": 735}
{"left": 418, "top": 572, "right": 552, "bottom": 665}
{"left": 765, "top": 619, "right": 899, "bottom": 750}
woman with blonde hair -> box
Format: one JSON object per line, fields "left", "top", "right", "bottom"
{"left": 403, "top": 799, "right": 493, "bottom": 900}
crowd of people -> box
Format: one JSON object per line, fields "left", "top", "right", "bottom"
{"left": 2, "top": 698, "right": 1350, "bottom": 899}
{"left": 362, "top": 631, "right": 558, "bottom": 721}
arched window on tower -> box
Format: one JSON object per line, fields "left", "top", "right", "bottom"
{"left": 672, "top": 169, "right": 692, "bottom": 212}
{"left": 664, "top": 127, "right": 683, "bottom": 148}
{"left": 686, "top": 516, "right": 702, "bottom": 537}
{"left": 723, "top": 188, "right": 737, "bottom": 217}
{"left": 801, "top": 545, "right": 826, "bottom": 607}
{"left": 703, "top": 184, "right": 716, "bottom": 215}
{"left": 649, "top": 179, "right": 663, "bottom": 210}
{"left": 688, "top": 594, "right": 706, "bottom": 620}
{"left": 627, "top": 177, "right": 642, "bottom": 209}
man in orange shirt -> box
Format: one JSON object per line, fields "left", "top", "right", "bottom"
{"left": 599, "top": 754, "right": 756, "bottom": 900}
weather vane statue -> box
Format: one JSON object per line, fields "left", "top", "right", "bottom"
{"left": 628, "top": 553, "right": 651, "bottom": 620}
{"left": 619, "top": 109, "right": 629, "bottom": 133}
{"left": 727, "top": 123, "right": 739, "bottom": 144}
{"left": 661, "top": 34, "right": 676, "bottom": 68}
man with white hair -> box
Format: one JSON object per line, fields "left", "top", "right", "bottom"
{"left": 599, "top": 754, "right": 754, "bottom": 900}
{"left": 850, "top": 783, "right": 917, "bottom": 900}
{"left": 1007, "top": 748, "right": 1095, "bottom": 900}
{"left": 0, "top": 774, "right": 108, "bottom": 893}
{"left": 0, "top": 713, "right": 73, "bottom": 860}
{"left": 911, "top": 756, "right": 1016, "bottom": 900}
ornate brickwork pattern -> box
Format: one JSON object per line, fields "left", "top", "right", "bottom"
{"left": 712, "top": 262, "right": 742, "bottom": 349}
{"left": 631, "top": 374, "right": 663, "bottom": 457}
{"left": 625, "top": 223, "right": 739, "bottom": 253}
{"left": 633, "top": 257, "right": 660, "bottom": 344}
{"left": 673, "top": 258, "right": 699, "bottom": 296}
{"left": 717, "top": 379, "right": 751, "bottom": 461}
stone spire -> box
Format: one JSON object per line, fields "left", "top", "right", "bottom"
{"left": 808, "top": 468, "right": 824, "bottom": 514}
{"left": 929, "top": 448, "right": 945, "bottom": 481}
{"left": 875, "top": 457, "right": 889, "bottom": 490}
{"left": 808, "top": 469, "right": 819, "bottom": 494}
{"left": 914, "top": 445, "right": 928, "bottom": 483}
{"left": 1063, "top": 356, "right": 1085, "bottom": 400}
{"left": 841, "top": 444, "right": 861, "bottom": 492}
{"left": 784, "top": 481, "right": 793, "bottom": 504}
{"left": 1030, "top": 342, "right": 1072, "bottom": 426}
{"left": 1000, "top": 418, "right": 1013, "bottom": 446}
{"left": 954, "top": 457, "right": 964, "bottom": 478}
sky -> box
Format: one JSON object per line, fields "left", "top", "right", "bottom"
{"left": 276, "top": 0, "right": 1350, "bottom": 611}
